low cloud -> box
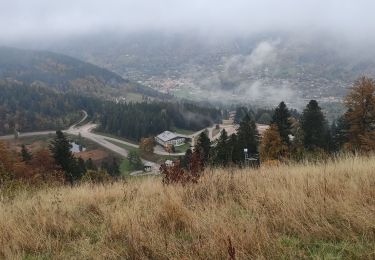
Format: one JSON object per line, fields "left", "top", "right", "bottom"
{"left": 188, "top": 40, "right": 298, "bottom": 106}
{"left": 1, "top": 0, "right": 375, "bottom": 43}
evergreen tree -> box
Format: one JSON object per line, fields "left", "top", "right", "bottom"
{"left": 237, "top": 114, "right": 259, "bottom": 158}
{"left": 181, "top": 148, "right": 192, "bottom": 169}
{"left": 49, "top": 130, "right": 78, "bottom": 184}
{"left": 228, "top": 134, "right": 242, "bottom": 164}
{"left": 271, "top": 101, "right": 292, "bottom": 144}
{"left": 127, "top": 151, "right": 144, "bottom": 171}
{"left": 331, "top": 115, "right": 350, "bottom": 152}
{"left": 195, "top": 131, "right": 211, "bottom": 164}
{"left": 20, "top": 144, "right": 32, "bottom": 162}
{"left": 300, "top": 100, "right": 328, "bottom": 150}
{"left": 76, "top": 158, "right": 87, "bottom": 177}
{"left": 85, "top": 158, "right": 97, "bottom": 171}
{"left": 213, "top": 129, "right": 229, "bottom": 166}
{"left": 109, "top": 157, "right": 121, "bottom": 177}
{"left": 234, "top": 107, "right": 248, "bottom": 124}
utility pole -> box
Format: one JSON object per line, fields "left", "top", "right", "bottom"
{"left": 244, "top": 148, "right": 249, "bottom": 167}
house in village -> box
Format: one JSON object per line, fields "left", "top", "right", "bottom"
{"left": 155, "top": 131, "right": 186, "bottom": 147}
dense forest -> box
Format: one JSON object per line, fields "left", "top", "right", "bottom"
{"left": 0, "top": 79, "right": 222, "bottom": 139}
{"left": 0, "top": 81, "right": 102, "bottom": 135}
{"left": 99, "top": 102, "right": 222, "bottom": 141}
{"left": 181, "top": 76, "right": 375, "bottom": 172}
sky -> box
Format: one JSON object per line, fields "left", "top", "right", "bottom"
{"left": 1, "top": 0, "right": 375, "bottom": 41}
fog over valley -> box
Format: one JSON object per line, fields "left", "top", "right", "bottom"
{"left": 1, "top": 0, "right": 375, "bottom": 109}
{"left": 2, "top": 2, "right": 375, "bottom": 258}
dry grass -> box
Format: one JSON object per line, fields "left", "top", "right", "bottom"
{"left": 1, "top": 155, "right": 375, "bottom": 259}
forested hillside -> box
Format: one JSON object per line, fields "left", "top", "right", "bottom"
{"left": 0, "top": 46, "right": 161, "bottom": 98}
{"left": 99, "top": 102, "right": 222, "bottom": 141}
{"left": 0, "top": 81, "right": 102, "bottom": 135}
{"left": 0, "top": 79, "right": 221, "bottom": 138}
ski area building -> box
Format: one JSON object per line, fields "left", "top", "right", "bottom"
{"left": 156, "top": 131, "right": 186, "bottom": 147}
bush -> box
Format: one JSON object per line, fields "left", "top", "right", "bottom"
{"left": 161, "top": 151, "right": 203, "bottom": 185}
{"left": 81, "top": 170, "right": 111, "bottom": 184}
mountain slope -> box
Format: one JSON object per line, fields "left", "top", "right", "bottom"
{"left": 0, "top": 46, "right": 161, "bottom": 99}
{"left": 46, "top": 32, "right": 375, "bottom": 103}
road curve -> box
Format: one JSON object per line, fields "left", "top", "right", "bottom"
{"left": 0, "top": 110, "right": 88, "bottom": 141}
{"left": 0, "top": 110, "right": 220, "bottom": 170}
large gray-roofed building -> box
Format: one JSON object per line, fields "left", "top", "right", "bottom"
{"left": 156, "top": 131, "right": 186, "bottom": 147}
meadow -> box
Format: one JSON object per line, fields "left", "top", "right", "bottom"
{"left": 0, "top": 155, "right": 374, "bottom": 259}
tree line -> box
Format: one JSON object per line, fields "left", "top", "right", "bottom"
{"left": 0, "top": 130, "right": 121, "bottom": 190}
{"left": 0, "top": 81, "right": 102, "bottom": 135}
{"left": 175, "top": 76, "right": 375, "bottom": 173}
{"left": 99, "top": 101, "right": 222, "bottom": 141}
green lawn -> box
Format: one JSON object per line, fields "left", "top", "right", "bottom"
{"left": 175, "top": 142, "right": 192, "bottom": 153}
{"left": 120, "top": 158, "right": 133, "bottom": 176}
{"left": 173, "top": 127, "right": 196, "bottom": 135}
{"left": 107, "top": 139, "right": 176, "bottom": 163}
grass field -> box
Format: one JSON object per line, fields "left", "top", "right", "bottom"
{"left": 119, "top": 158, "right": 133, "bottom": 176}
{"left": 173, "top": 127, "right": 196, "bottom": 135}
{"left": 1, "top": 155, "right": 374, "bottom": 259}
{"left": 107, "top": 139, "right": 175, "bottom": 163}
{"left": 175, "top": 142, "right": 192, "bottom": 153}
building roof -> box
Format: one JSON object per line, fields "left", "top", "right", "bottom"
{"left": 156, "top": 131, "right": 185, "bottom": 142}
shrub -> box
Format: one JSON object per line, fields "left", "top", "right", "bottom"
{"left": 81, "top": 170, "right": 111, "bottom": 184}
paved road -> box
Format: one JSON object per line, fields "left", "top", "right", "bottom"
{"left": 0, "top": 110, "right": 222, "bottom": 172}
{"left": 67, "top": 123, "right": 160, "bottom": 172}
{"left": 0, "top": 110, "right": 88, "bottom": 141}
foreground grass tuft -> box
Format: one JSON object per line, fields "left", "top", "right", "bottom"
{"left": 1, "top": 155, "right": 375, "bottom": 259}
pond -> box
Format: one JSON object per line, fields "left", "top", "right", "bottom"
{"left": 70, "top": 142, "right": 86, "bottom": 153}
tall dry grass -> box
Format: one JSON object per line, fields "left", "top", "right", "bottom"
{"left": 0, "top": 155, "right": 374, "bottom": 259}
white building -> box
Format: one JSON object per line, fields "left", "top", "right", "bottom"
{"left": 155, "top": 131, "right": 186, "bottom": 147}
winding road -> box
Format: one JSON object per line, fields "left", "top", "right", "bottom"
{"left": 0, "top": 111, "right": 226, "bottom": 173}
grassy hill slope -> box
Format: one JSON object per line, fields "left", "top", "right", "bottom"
{"left": 0, "top": 155, "right": 374, "bottom": 259}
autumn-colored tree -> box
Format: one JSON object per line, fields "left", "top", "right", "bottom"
{"left": 139, "top": 137, "right": 156, "bottom": 153}
{"left": 344, "top": 76, "right": 375, "bottom": 152}
{"left": 259, "top": 124, "right": 288, "bottom": 162}
{"left": 20, "top": 144, "right": 32, "bottom": 162}
{"left": 165, "top": 144, "right": 176, "bottom": 154}
{"left": 0, "top": 142, "right": 14, "bottom": 186}
{"left": 30, "top": 149, "right": 64, "bottom": 184}
{"left": 0, "top": 141, "right": 16, "bottom": 172}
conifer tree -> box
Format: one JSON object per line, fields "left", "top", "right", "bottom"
{"left": 228, "top": 134, "right": 242, "bottom": 164}
{"left": 127, "top": 151, "right": 143, "bottom": 171}
{"left": 50, "top": 130, "right": 77, "bottom": 184}
{"left": 213, "top": 129, "right": 229, "bottom": 166}
{"left": 237, "top": 114, "right": 259, "bottom": 158}
{"left": 300, "top": 100, "right": 328, "bottom": 150}
{"left": 109, "top": 157, "right": 121, "bottom": 177}
{"left": 20, "top": 144, "right": 32, "bottom": 162}
{"left": 271, "top": 101, "right": 292, "bottom": 144}
{"left": 182, "top": 148, "right": 192, "bottom": 169}
{"left": 195, "top": 131, "right": 211, "bottom": 164}
{"left": 85, "top": 158, "right": 97, "bottom": 171}
{"left": 331, "top": 115, "right": 349, "bottom": 152}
